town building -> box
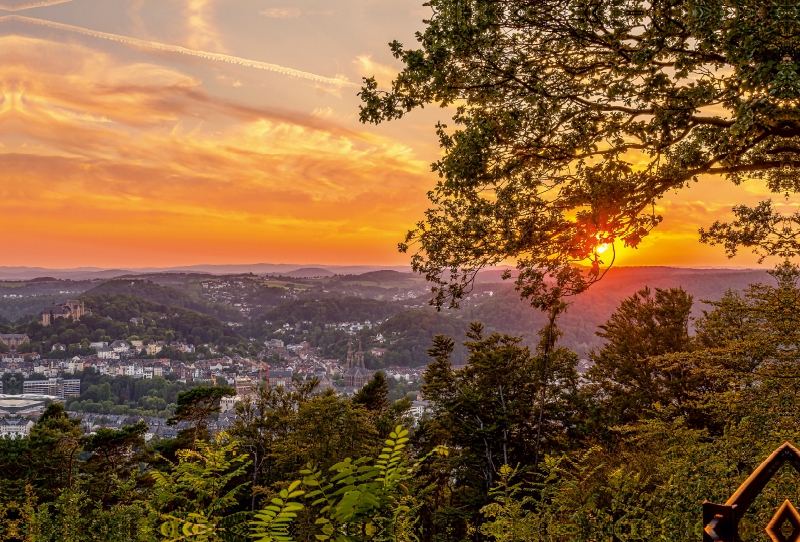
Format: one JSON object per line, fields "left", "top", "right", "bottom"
{"left": 23, "top": 378, "right": 81, "bottom": 399}
{"left": 234, "top": 377, "right": 256, "bottom": 397}
{"left": 410, "top": 400, "right": 432, "bottom": 422}
{"left": 0, "top": 334, "right": 29, "bottom": 351}
{"left": 0, "top": 418, "right": 34, "bottom": 439}
{"left": 268, "top": 369, "right": 293, "bottom": 389}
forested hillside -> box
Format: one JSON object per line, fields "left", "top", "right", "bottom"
{"left": 255, "top": 296, "right": 405, "bottom": 328}
{"left": 461, "top": 267, "right": 775, "bottom": 356}
{"left": 0, "top": 294, "right": 78, "bottom": 322}
{"left": 84, "top": 280, "right": 243, "bottom": 322}
{"left": 378, "top": 310, "right": 470, "bottom": 366}
{"left": 11, "top": 294, "right": 245, "bottom": 359}
{"left": 0, "top": 277, "right": 99, "bottom": 321}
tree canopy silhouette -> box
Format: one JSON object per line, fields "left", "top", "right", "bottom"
{"left": 360, "top": 0, "right": 800, "bottom": 307}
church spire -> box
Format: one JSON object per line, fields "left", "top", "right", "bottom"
{"left": 346, "top": 340, "right": 354, "bottom": 369}
{"left": 356, "top": 339, "right": 365, "bottom": 368}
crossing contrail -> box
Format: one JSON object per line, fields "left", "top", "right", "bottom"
{"left": 0, "top": 0, "right": 75, "bottom": 11}
{"left": 0, "top": 14, "right": 358, "bottom": 87}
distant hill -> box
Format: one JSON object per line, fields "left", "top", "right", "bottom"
{"left": 462, "top": 266, "right": 774, "bottom": 357}
{"left": 82, "top": 280, "right": 243, "bottom": 322}
{"left": 282, "top": 268, "right": 334, "bottom": 278}
{"left": 340, "top": 270, "right": 416, "bottom": 282}
{"left": 0, "top": 267, "right": 135, "bottom": 280}
{"left": 16, "top": 293, "right": 243, "bottom": 359}
{"left": 257, "top": 297, "right": 404, "bottom": 327}
{"left": 379, "top": 309, "right": 471, "bottom": 366}
{"left": 0, "top": 264, "right": 415, "bottom": 280}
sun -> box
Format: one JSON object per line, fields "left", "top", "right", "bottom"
{"left": 595, "top": 243, "right": 610, "bottom": 254}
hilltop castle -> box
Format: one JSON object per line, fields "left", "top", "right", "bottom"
{"left": 41, "top": 300, "right": 86, "bottom": 327}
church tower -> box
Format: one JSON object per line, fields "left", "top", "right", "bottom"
{"left": 346, "top": 340, "right": 355, "bottom": 369}
{"left": 343, "top": 339, "right": 371, "bottom": 390}
{"left": 355, "top": 339, "right": 365, "bottom": 369}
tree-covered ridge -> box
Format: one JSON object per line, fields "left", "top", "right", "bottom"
{"left": 0, "top": 279, "right": 99, "bottom": 322}
{"left": 84, "top": 279, "right": 244, "bottom": 322}
{"left": 0, "top": 295, "right": 78, "bottom": 323}
{"left": 337, "top": 270, "right": 415, "bottom": 283}
{"left": 11, "top": 293, "right": 243, "bottom": 359}
{"left": 377, "top": 309, "right": 471, "bottom": 366}
{"left": 255, "top": 296, "right": 405, "bottom": 328}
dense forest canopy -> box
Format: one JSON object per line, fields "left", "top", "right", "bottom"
{"left": 378, "top": 309, "right": 471, "bottom": 366}
{"left": 83, "top": 280, "right": 244, "bottom": 322}
{"left": 360, "top": 0, "right": 800, "bottom": 308}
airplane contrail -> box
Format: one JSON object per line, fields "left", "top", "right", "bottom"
{"left": 0, "top": 14, "right": 359, "bottom": 87}
{"left": 0, "top": 0, "right": 74, "bottom": 12}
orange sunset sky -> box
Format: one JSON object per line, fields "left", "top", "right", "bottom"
{"left": 0, "top": 0, "right": 789, "bottom": 269}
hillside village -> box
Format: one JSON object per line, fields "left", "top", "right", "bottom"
{"left": 0, "top": 318, "right": 426, "bottom": 439}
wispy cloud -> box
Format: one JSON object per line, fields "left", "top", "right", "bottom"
{"left": 260, "top": 7, "right": 333, "bottom": 18}
{"left": 354, "top": 54, "right": 399, "bottom": 87}
{"left": 0, "top": 0, "right": 73, "bottom": 12}
{"left": 183, "top": 0, "right": 224, "bottom": 51}
{"left": 260, "top": 7, "right": 301, "bottom": 18}
{"left": 2, "top": 15, "right": 357, "bottom": 87}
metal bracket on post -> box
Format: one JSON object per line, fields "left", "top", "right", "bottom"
{"left": 703, "top": 502, "right": 736, "bottom": 542}
{"left": 702, "top": 442, "right": 800, "bottom": 541}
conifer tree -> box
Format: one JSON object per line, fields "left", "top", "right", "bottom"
{"left": 586, "top": 287, "right": 694, "bottom": 424}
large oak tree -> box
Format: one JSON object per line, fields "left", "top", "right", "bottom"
{"left": 360, "top": 0, "right": 800, "bottom": 307}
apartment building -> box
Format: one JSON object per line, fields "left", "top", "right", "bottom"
{"left": 23, "top": 378, "right": 81, "bottom": 399}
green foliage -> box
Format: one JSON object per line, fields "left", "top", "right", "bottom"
{"left": 66, "top": 373, "right": 201, "bottom": 418}
{"left": 250, "top": 482, "right": 304, "bottom": 542}
{"left": 169, "top": 386, "right": 236, "bottom": 447}
{"left": 154, "top": 432, "right": 252, "bottom": 542}
{"left": 251, "top": 426, "right": 446, "bottom": 542}
{"left": 84, "top": 280, "right": 243, "bottom": 322}
{"left": 422, "top": 323, "right": 583, "bottom": 489}
{"left": 353, "top": 372, "right": 412, "bottom": 438}
{"left": 1, "top": 372, "right": 23, "bottom": 394}
{"left": 479, "top": 465, "right": 535, "bottom": 542}
{"left": 586, "top": 286, "right": 695, "bottom": 425}
{"left": 352, "top": 372, "right": 390, "bottom": 414}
